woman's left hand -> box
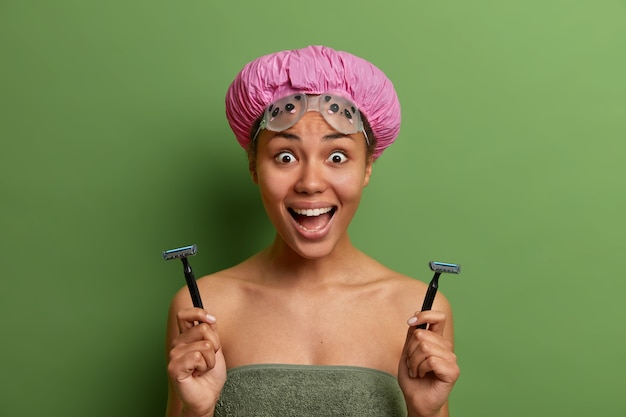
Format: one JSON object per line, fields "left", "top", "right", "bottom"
{"left": 398, "top": 310, "right": 460, "bottom": 417}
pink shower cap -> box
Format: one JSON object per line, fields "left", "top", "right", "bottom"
{"left": 225, "top": 45, "right": 401, "bottom": 160}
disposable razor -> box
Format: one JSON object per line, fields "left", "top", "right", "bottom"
{"left": 162, "top": 244, "right": 203, "bottom": 309}
{"left": 417, "top": 261, "right": 461, "bottom": 329}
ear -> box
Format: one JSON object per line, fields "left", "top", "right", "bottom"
{"left": 363, "top": 156, "right": 374, "bottom": 187}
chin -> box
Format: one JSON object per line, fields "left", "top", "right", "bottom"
{"left": 291, "top": 235, "right": 347, "bottom": 260}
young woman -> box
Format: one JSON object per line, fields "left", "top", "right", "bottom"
{"left": 166, "top": 45, "right": 460, "bottom": 417}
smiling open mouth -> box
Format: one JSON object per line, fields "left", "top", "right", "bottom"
{"left": 288, "top": 206, "right": 336, "bottom": 231}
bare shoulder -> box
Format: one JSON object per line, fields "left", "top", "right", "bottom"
{"left": 373, "top": 264, "right": 454, "bottom": 319}
{"left": 168, "top": 261, "right": 255, "bottom": 315}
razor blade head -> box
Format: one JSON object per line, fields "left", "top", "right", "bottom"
{"left": 429, "top": 261, "right": 461, "bottom": 274}
{"left": 163, "top": 244, "right": 197, "bottom": 261}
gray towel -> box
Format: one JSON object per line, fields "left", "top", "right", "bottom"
{"left": 215, "top": 364, "right": 407, "bottom": 417}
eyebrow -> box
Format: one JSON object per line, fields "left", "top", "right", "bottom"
{"left": 269, "top": 132, "right": 355, "bottom": 142}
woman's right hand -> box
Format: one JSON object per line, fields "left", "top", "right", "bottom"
{"left": 167, "top": 308, "right": 227, "bottom": 417}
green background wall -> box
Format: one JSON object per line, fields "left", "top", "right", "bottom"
{"left": 1, "top": 1, "right": 625, "bottom": 416}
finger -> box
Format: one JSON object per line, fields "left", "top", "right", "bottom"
{"left": 409, "top": 340, "right": 456, "bottom": 369}
{"left": 176, "top": 308, "right": 217, "bottom": 333}
{"left": 405, "top": 332, "right": 455, "bottom": 378}
{"left": 167, "top": 344, "right": 209, "bottom": 381}
{"left": 168, "top": 344, "right": 214, "bottom": 382}
{"left": 403, "top": 313, "right": 422, "bottom": 348}
{"left": 171, "top": 322, "right": 221, "bottom": 353}
{"left": 416, "top": 354, "right": 460, "bottom": 381}
{"left": 406, "top": 310, "right": 447, "bottom": 335}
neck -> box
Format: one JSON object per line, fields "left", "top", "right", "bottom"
{"left": 259, "top": 233, "right": 366, "bottom": 287}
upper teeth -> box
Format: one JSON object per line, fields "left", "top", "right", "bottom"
{"left": 292, "top": 207, "right": 333, "bottom": 217}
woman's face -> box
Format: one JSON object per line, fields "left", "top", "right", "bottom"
{"left": 253, "top": 111, "right": 372, "bottom": 259}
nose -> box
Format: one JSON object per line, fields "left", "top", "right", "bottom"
{"left": 294, "top": 161, "right": 327, "bottom": 194}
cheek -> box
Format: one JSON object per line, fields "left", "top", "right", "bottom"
{"left": 257, "top": 172, "right": 288, "bottom": 204}
{"left": 334, "top": 171, "right": 368, "bottom": 199}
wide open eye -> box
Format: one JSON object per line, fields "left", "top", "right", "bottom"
{"left": 327, "top": 151, "right": 348, "bottom": 164}
{"left": 276, "top": 151, "right": 297, "bottom": 164}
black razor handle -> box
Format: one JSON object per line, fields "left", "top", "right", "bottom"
{"left": 181, "top": 258, "right": 203, "bottom": 309}
{"left": 417, "top": 272, "right": 441, "bottom": 329}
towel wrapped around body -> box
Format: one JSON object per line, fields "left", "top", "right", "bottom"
{"left": 215, "top": 364, "right": 407, "bottom": 417}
